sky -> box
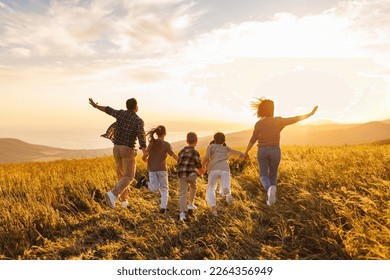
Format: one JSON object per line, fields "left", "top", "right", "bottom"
{"left": 1, "top": 0, "right": 390, "bottom": 149}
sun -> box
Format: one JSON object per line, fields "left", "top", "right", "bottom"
{"left": 252, "top": 68, "right": 356, "bottom": 120}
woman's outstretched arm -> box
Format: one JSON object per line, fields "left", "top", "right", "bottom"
{"left": 283, "top": 105, "right": 318, "bottom": 125}
{"left": 298, "top": 106, "right": 318, "bottom": 121}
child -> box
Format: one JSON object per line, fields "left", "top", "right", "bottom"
{"left": 136, "top": 125, "right": 178, "bottom": 214}
{"left": 202, "top": 132, "right": 246, "bottom": 216}
{"left": 176, "top": 132, "right": 204, "bottom": 222}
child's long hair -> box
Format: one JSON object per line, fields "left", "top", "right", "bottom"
{"left": 147, "top": 125, "right": 166, "bottom": 143}
{"left": 209, "top": 132, "right": 226, "bottom": 146}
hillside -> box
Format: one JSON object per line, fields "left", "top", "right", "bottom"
{"left": 0, "top": 138, "right": 112, "bottom": 164}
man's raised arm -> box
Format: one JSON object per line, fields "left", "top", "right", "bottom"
{"left": 89, "top": 98, "right": 107, "bottom": 112}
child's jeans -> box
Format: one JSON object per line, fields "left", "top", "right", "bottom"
{"left": 257, "top": 145, "right": 281, "bottom": 190}
{"left": 206, "top": 170, "right": 231, "bottom": 207}
{"left": 148, "top": 171, "right": 169, "bottom": 209}
{"left": 178, "top": 173, "right": 197, "bottom": 212}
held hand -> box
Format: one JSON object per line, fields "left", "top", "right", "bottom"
{"left": 141, "top": 149, "right": 149, "bottom": 162}
{"left": 142, "top": 152, "right": 149, "bottom": 163}
{"left": 310, "top": 105, "right": 318, "bottom": 116}
{"left": 239, "top": 153, "right": 248, "bottom": 160}
{"left": 197, "top": 168, "right": 206, "bottom": 176}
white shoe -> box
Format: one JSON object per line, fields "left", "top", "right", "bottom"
{"left": 179, "top": 211, "right": 187, "bottom": 222}
{"left": 187, "top": 203, "right": 197, "bottom": 210}
{"left": 105, "top": 191, "right": 116, "bottom": 208}
{"left": 121, "top": 200, "right": 129, "bottom": 208}
{"left": 226, "top": 194, "right": 234, "bottom": 205}
{"left": 266, "top": 186, "right": 277, "bottom": 206}
{"left": 211, "top": 207, "right": 218, "bottom": 217}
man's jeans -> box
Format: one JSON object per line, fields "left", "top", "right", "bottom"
{"left": 112, "top": 145, "right": 136, "bottom": 199}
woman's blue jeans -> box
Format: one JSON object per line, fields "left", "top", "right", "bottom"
{"left": 257, "top": 145, "right": 281, "bottom": 190}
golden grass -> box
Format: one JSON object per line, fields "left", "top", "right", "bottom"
{"left": 0, "top": 145, "right": 389, "bottom": 260}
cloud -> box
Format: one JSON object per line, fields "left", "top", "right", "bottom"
{"left": 9, "top": 47, "right": 31, "bottom": 57}
{"left": 0, "top": 2, "right": 98, "bottom": 57}
{"left": 0, "top": 0, "right": 195, "bottom": 59}
{"left": 1, "top": 0, "right": 389, "bottom": 125}
{"left": 175, "top": 0, "right": 390, "bottom": 64}
{"left": 176, "top": 1, "right": 390, "bottom": 120}
{"left": 130, "top": 68, "right": 169, "bottom": 83}
{"left": 183, "top": 13, "right": 362, "bottom": 61}
{"left": 333, "top": 0, "right": 390, "bottom": 64}
{"left": 2, "top": 1, "right": 389, "bottom": 63}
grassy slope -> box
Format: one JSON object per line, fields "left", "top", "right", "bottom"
{"left": 0, "top": 145, "right": 389, "bottom": 260}
{"left": 0, "top": 138, "right": 113, "bottom": 164}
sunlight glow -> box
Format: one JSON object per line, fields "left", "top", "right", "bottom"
{"left": 0, "top": 0, "right": 389, "bottom": 148}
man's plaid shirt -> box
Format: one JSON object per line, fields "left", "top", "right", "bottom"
{"left": 101, "top": 107, "right": 146, "bottom": 149}
{"left": 177, "top": 146, "right": 202, "bottom": 178}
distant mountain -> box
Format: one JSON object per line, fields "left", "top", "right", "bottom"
{"left": 370, "top": 139, "right": 390, "bottom": 145}
{"left": 2, "top": 119, "right": 389, "bottom": 163}
{"left": 0, "top": 138, "right": 112, "bottom": 164}
{"left": 281, "top": 120, "right": 390, "bottom": 145}
{"left": 171, "top": 119, "right": 390, "bottom": 150}
{"left": 381, "top": 119, "right": 390, "bottom": 125}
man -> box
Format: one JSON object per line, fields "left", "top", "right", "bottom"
{"left": 89, "top": 97, "right": 147, "bottom": 208}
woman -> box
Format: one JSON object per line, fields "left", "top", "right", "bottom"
{"left": 244, "top": 97, "right": 318, "bottom": 206}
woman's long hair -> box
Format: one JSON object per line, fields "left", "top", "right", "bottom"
{"left": 251, "top": 97, "right": 274, "bottom": 118}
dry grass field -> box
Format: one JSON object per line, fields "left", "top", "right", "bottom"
{"left": 0, "top": 145, "right": 389, "bottom": 260}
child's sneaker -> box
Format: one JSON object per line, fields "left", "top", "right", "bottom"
{"left": 179, "top": 211, "right": 187, "bottom": 222}
{"left": 105, "top": 191, "right": 116, "bottom": 208}
{"left": 211, "top": 207, "right": 218, "bottom": 217}
{"left": 159, "top": 208, "right": 168, "bottom": 214}
{"left": 266, "top": 185, "right": 277, "bottom": 206}
{"left": 121, "top": 200, "right": 129, "bottom": 208}
{"left": 135, "top": 176, "right": 148, "bottom": 189}
{"left": 187, "top": 203, "right": 197, "bottom": 216}
{"left": 226, "top": 194, "right": 234, "bottom": 205}
{"left": 187, "top": 203, "right": 197, "bottom": 210}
